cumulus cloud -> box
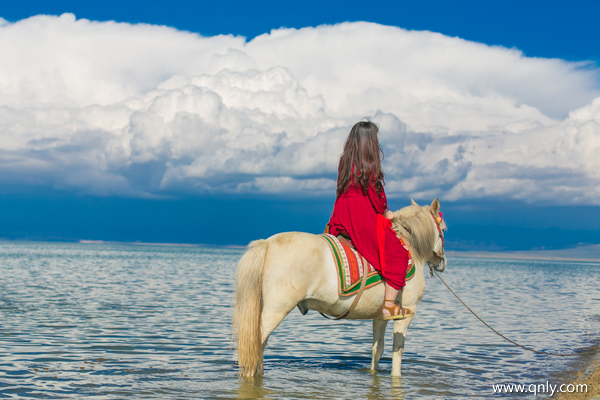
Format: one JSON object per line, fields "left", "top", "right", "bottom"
{"left": 0, "top": 14, "right": 599, "bottom": 204}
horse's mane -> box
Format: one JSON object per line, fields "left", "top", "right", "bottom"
{"left": 391, "top": 205, "right": 434, "bottom": 262}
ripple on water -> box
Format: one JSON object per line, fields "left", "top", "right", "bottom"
{"left": 0, "top": 241, "right": 599, "bottom": 399}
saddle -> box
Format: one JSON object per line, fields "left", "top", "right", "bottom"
{"left": 320, "top": 233, "right": 382, "bottom": 297}
{"left": 321, "top": 224, "right": 415, "bottom": 296}
{"left": 320, "top": 223, "right": 415, "bottom": 320}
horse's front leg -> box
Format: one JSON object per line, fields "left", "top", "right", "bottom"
{"left": 391, "top": 316, "right": 414, "bottom": 377}
{"left": 370, "top": 319, "right": 388, "bottom": 371}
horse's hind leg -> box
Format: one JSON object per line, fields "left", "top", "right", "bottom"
{"left": 371, "top": 319, "right": 388, "bottom": 371}
{"left": 260, "top": 285, "right": 299, "bottom": 349}
{"left": 260, "top": 310, "right": 290, "bottom": 349}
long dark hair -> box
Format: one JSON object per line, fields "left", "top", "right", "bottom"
{"left": 336, "top": 121, "right": 384, "bottom": 197}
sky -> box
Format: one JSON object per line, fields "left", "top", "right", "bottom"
{"left": 0, "top": 1, "right": 599, "bottom": 250}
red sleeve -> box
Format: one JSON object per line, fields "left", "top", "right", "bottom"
{"left": 367, "top": 184, "right": 388, "bottom": 215}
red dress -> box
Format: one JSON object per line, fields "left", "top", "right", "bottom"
{"left": 328, "top": 184, "right": 409, "bottom": 290}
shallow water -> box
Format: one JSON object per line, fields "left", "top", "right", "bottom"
{"left": 0, "top": 241, "right": 599, "bottom": 399}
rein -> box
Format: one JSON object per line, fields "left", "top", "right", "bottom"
{"left": 429, "top": 265, "right": 600, "bottom": 357}
{"left": 427, "top": 210, "right": 598, "bottom": 357}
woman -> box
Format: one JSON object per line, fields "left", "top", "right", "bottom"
{"left": 328, "top": 120, "right": 412, "bottom": 320}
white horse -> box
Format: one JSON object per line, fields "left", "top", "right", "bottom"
{"left": 233, "top": 198, "right": 447, "bottom": 377}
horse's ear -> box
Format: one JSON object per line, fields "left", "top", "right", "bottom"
{"left": 410, "top": 198, "right": 419, "bottom": 206}
{"left": 431, "top": 198, "right": 440, "bottom": 214}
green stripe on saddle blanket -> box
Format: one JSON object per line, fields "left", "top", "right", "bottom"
{"left": 319, "top": 233, "right": 415, "bottom": 297}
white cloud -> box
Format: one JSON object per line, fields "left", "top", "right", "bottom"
{"left": 0, "top": 14, "right": 599, "bottom": 204}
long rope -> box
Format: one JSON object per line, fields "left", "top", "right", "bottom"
{"left": 431, "top": 267, "right": 599, "bottom": 357}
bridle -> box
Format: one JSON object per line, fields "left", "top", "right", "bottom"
{"left": 429, "top": 210, "right": 445, "bottom": 258}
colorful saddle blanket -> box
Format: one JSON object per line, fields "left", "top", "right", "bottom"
{"left": 319, "top": 233, "right": 415, "bottom": 297}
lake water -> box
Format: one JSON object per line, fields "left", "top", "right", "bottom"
{"left": 1, "top": 241, "right": 599, "bottom": 399}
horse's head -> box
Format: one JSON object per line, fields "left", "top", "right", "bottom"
{"left": 391, "top": 198, "right": 447, "bottom": 272}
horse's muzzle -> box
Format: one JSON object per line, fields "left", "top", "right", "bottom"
{"left": 433, "top": 255, "right": 446, "bottom": 272}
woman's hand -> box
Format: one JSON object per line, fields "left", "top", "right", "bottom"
{"left": 385, "top": 210, "right": 395, "bottom": 220}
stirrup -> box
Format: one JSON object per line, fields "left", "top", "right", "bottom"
{"left": 382, "top": 299, "right": 414, "bottom": 320}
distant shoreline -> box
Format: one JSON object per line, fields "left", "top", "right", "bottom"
{"left": 0, "top": 239, "right": 246, "bottom": 250}
{"left": 2, "top": 239, "right": 600, "bottom": 262}
{"left": 446, "top": 251, "right": 600, "bottom": 263}
{"left": 78, "top": 240, "right": 247, "bottom": 249}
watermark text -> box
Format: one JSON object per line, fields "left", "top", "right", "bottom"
{"left": 492, "top": 381, "right": 588, "bottom": 396}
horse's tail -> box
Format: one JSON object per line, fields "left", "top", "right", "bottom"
{"left": 233, "top": 239, "right": 268, "bottom": 377}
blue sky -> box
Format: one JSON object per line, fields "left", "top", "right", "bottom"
{"left": 0, "top": 1, "right": 599, "bottom": 250}
{"left": 4, "top": 0, "right": 600, "bottom": 62}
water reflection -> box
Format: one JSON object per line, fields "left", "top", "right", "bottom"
{"left": 237, "top": 376, "right": 270, "bottom": 399}
{"left": 389, "top": 376, "right": 405, "bottom": 400}
{"left": 366, "top": 372, "right": 405, "bottom": 400}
